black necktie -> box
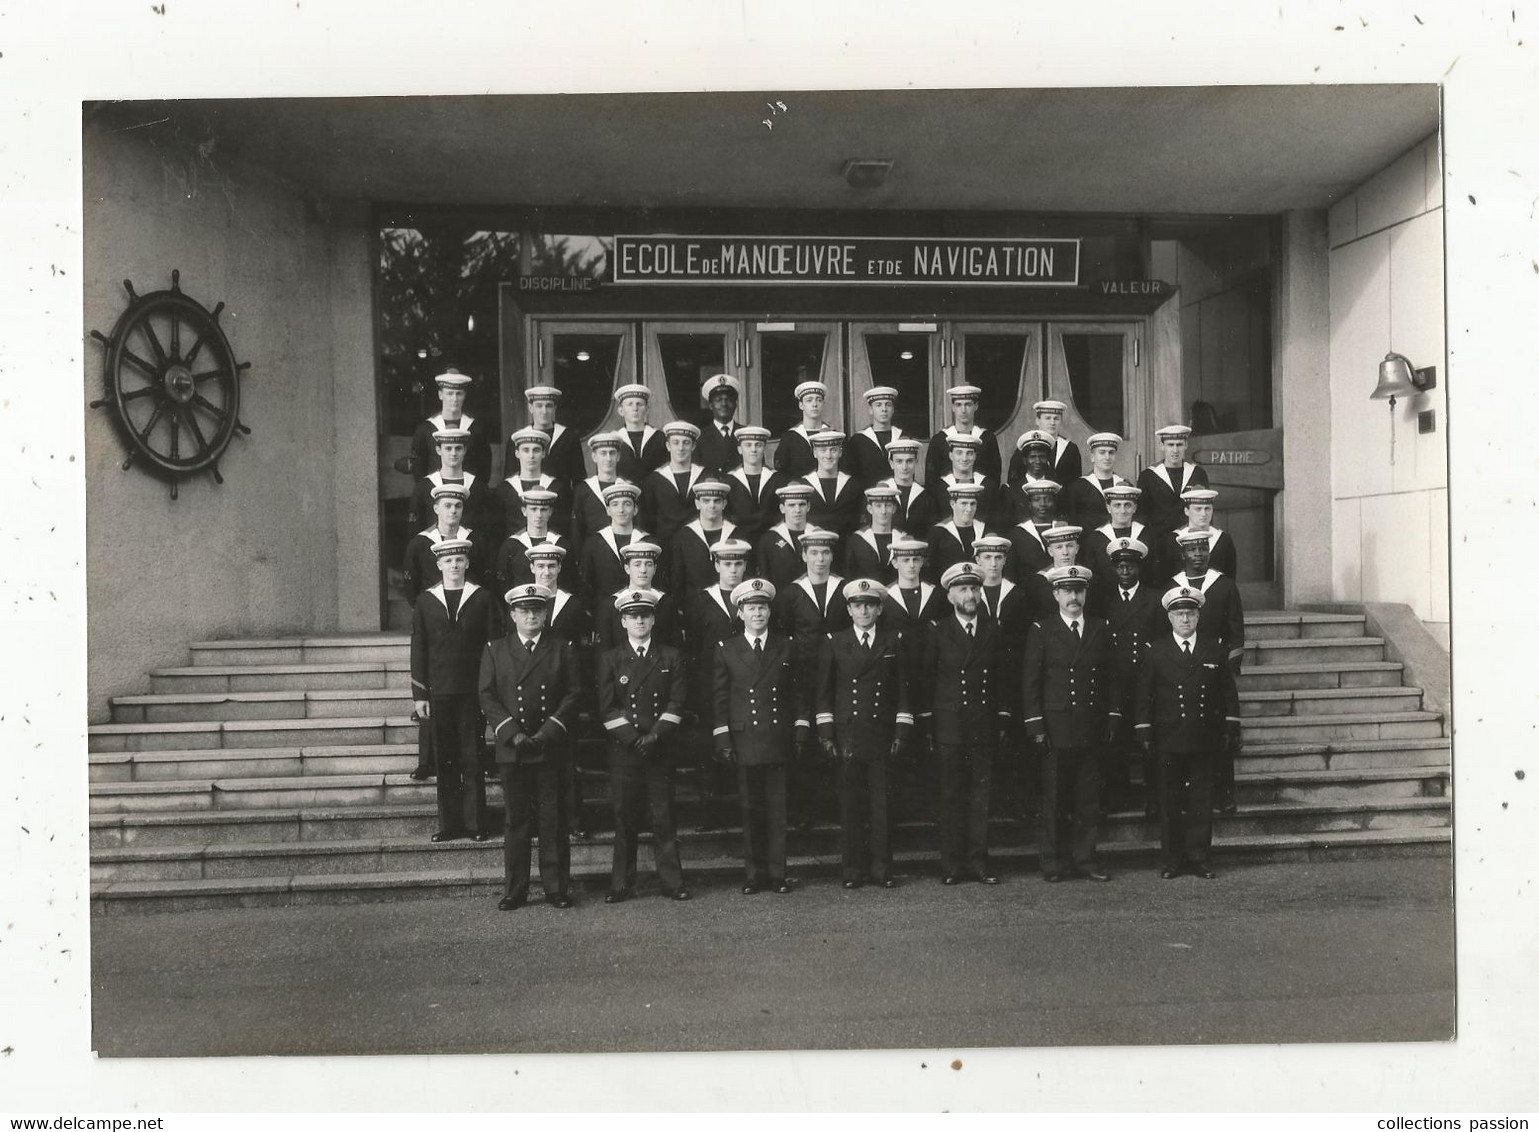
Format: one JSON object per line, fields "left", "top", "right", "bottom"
{"left": 861, "top": 632, "right": 872, "bottom": 651}
{"left": 965, "top": 621, "right": 974, "bottom": 637}
{"left": 636, "top": 646, "right": 646, "bottom": 661}
{"left": 524, "top": 638, "right": 535, "bottom": 654}
{"left": 1182, "top": 639, "right": 1192, "bottom": 655}
{"left": 1070, "top": 620, "right": 1080, "bottom": 638}
{"left": 1122, "top": 589, "right": 1132, "bottom": 602}
{"left": 753, "top": 637, "right": 763, "bottom": 655}
{"left": 721, "top": 425, "right": 732, "bottom": 438}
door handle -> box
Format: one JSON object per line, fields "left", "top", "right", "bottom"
{"left": 537, "top": 337, "right": 544, "bottom": 371}
{"left": 743, "top": 336, "right": 752, "bottom": 371}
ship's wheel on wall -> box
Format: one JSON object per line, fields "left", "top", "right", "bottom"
{"left": 89, "top": 270, "right": 252, "bottom": 499}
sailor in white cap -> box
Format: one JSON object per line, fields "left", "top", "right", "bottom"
{"left": 779, "top": 526, "right": 850, "bottom": 833}
{"left": 576, "top": 480, "right": 652, "bottom": 613}
{"left": 596, "top": 588, "right": 691, "bottom": 903}
{"left": 612, "top": 383, "right": 669, "bottom": 483}
{"left": 714, "top": 578, "right": 810, "bottom": 895}
{"left": 882, "top": 535, "right": 945, "bottom": 633}
{"left": 975, "top": 531, "right": 1033, "bottom": 824}
{"left": 1160, "top": 486, "right": 1237, "bottom": 580}
{"left": 683, "top": 537, "right": 755, "bottom": 830}
{"left": 497, "top": 425, "right": 571, "bottom": 543}
{"left": 1059, "top": 431, "right": 1131, "bottom": 530}
{"left": 879, "top": 435, "right": 942, "bottom": 534}
{"left": 1083, "top": 483, "right": 1150, "bottom": 591}
{"left": 920, "top": 561, "right": 1013, "bottom": 885}
{"left": 639, "top": 420, "right": 705, "bottom": 546}
{"left": 1169, "top": 528, "right": 1246, "bottom": 813}
{"left": 1006, "top": 428, "right": 1058, "bottom": 503}
{"left": 925, "top": 480, "right": 993, "bottom": 582}
{"left": 929, "top": 430, "right": 1003, "bottom": 528}
{"left": 1007, "top": 399, "right": 1081, "bottom": 486}
{"left": 596, "top": 540, "right": 678, "bottom": 652}
{"left": 803, "top": 430, "right": 863, "bottom": 541}
{"left": 411, "top": 537, "right": 504, "bottom": 845}
{"left": 1136, "top": 424, "right": 1210, "bottom": 539}
{"left": 571, "top": 432, "right": 629, "bottom": 550}
{"left": 925, "top": 383, "right": 1002, "bottom": 486}
{"left": 846, "top": 385, "right": 907, "bottom": 487}
{"left": 1006, "top": 477, "right": 1064, "bottom": 582}
{"left": 667, "top": 475, "right": 738, "bottom": 599}
{"left": 723, "top": 425, "right": 784, "bottom": 543}
{"left": 1021, "top": 564, "right": 1122, "bottom": 883}
{"left": 522, "top": 384, "right": 586, "bottom": 486}
{"left": 410, "top": 368, "right": 492, "bottom": 482}
{"left": 493, "top": 488, "right": 572, "bottom": 594}
{"left": 1095, "top": 536, "right": 1162, "bottom": 817}
{"left": 521, "top": 543, "right": 588, "bottom": 645}
{"left": 758, "top": 480, "right": 817, "bottom": 592}
{"left": 696, "top": 373, "right": 744, "bottom": 474}
{"left": 410, "top": 425, "right": 493, "bottom": 536}
{"left": 402, "top": 481, "right": 489, "bottom": 601}
{"left": 1022, "top": 522, "right": 1086, "bottom": 622}
{"left": 845, "top": 483, "right": 902, "bottom": 584}
{"left": 813, "top": 577, "right": 915, "bottom": 888}
{"left": 1134, "top": 585, "right": 1242, "bottom": 879}
{"left": 773, "top": 379, "right": 837, "bottom": 478}
{"left": 478, "top": 582, "right": 581, "bottom": 910}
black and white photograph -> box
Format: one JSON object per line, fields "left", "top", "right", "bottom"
{"left": 4, "top": 0, "right": 1538, "bottom": 1115}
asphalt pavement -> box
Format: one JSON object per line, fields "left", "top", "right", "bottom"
{"left": 90, "top": 856, "right": 1454, "bottom": 1057}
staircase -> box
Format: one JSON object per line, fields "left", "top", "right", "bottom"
{"left": 88, "top": 612, "right": 1450, "bottom": 913}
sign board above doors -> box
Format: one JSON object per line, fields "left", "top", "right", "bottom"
{"left": 611, "top": 235, "right": 1081, "bottom": 287}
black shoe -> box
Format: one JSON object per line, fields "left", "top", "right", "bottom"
{"left": 604, "top": 890, "right": 629, "bottom": 905}
{"left": 879, "top": 878, "right": 899, "bottom": 889}
{"left": 409, "top": 767, "right": 432, "bottom": 782}
{"left": 1083, "top": 867, "right": 1112, "bottom": 882}
{"left": 942, "top": 873, "right": 965, "bottom": 886}
{"left": 978, "top": 873, "right": 1001, "bottom": 885}
{"left": 1194, "top": 866, "right": 1217, "bottom": 880}
{"left": 546, "top": 892, "right": 573, "bottom": 909}
{"left": 497, "top": 893, "right": 527, "bottom": 911}
{"left": 771, "top": 880, "right": 792, "bottom": 894}
{"left": 670, "top": 888, "right": 692, "bottom": 901}
{"left": 470, "top": 831, "right": 493, "bottom": 843}
{"left": 1160, "top": 867, "right": 1181, "bottom": 880}
{"left": 1043, "top": 872, "right": 1063, "bottom": 883}
{"left": 430, "top": 830, "right": 462, "bottom": 843}
{"left": 842, "top": 879, "right": 863, "bottom": 890}
{"left": 741, "top": 883, "right": 762, "bottom": 896}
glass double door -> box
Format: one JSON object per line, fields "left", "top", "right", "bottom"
{"left": 527, "top": 317, "right": 1148, "bottom": 478}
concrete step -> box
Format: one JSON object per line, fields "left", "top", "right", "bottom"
{"left": 89, "top": 772, "right": 445, "bottom": 814}
{"left": 88, "top": 716, "right": 417, "bottom": 753}
{"left": 1237, "top": 662, "right": 1404, "bottom": 692}
{"left": 1239, "top": 710, "right": 1444, "bottom": 744}
{"left": 150, "top": 662, "right": 412, "bottom": 694}
{"left": 1233, "top": 736, "right": 1450, "bottom": 774}
{"left": 1243, "top": 637, "right": 1386, "bottom": 666}
{"left": 1233, "top": 766, "right": 1448, "bottom": 805}
{"left": 188, "top": 635, "right": 410, "bottom": 667}
{"left": 1238, "top": 686, "right": 1423, "bottom": 718}
{"left": 89, "top": 827, "right": 1451, "bottom": 913}
{"left": 88, "top": 797, "right": 1449, "bottom": 885}
{"left": 1244, "top": 612, "right": 1368, "bottom": 641}
{"left": 109, "top": 689, "right": 411, "bottom": 724}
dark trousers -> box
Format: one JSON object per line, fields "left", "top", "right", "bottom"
{"left": 1101, "top": 714, "right": 1151, "bottom": 812}
{"left": 1039, "top": 744, "right": 1104, "bottom": 874}
{"left": 430, "top": 694, "right": 485, "bottom": 835}
{"left": 936, "top": 740, "right": 995, "bottom": 877}
{"left": 1157, "top": 746, "right": 1216, "bottom": 868}
{"left": 1214, "top": 748, "right": 1237, "bottom": 804}
{"left": 689, "top": 722, "right": 735, "bottom": 829}
{"left": 608, "top": 746, "right": 684, "bottom": 892}
{"left": 415, "top": 714, "right": 434, "bottom": 776}
{"left": 790, "top": 750, "right": 837, "bottom": 829}
{"left": 838, "top": 753, "right": 892, "bottom": 882}
{"left": 738, "top": 763, "right": 788, "bottom": 884}
{"left": 499, "top": 760, "right": 569, "bottom": 899}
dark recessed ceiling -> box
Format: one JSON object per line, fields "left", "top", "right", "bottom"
{"left": 91, "top": 85, "right": 1439, "bottom": 215}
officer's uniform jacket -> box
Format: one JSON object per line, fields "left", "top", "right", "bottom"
{"left": 1170, "top": 569, "right": 1247, "bottom": 664}
{"left": 495, "top": 472, "right": 572, "bottom": 542}
{"left": 670, "top": 519, "right": 738, "bottom": 600}
{"left": 882, "top": 479, "right": 944, "bottom": 536}
{"left": 815, "top": 625, "right": 914, "bottom": 759}
{"left": 596, "top": 589, "right": 680, "bottom": 652}
{"left": 1159, "top": 526, "right": 1238, "bottom": 581}
{"left": 725, "top": 466, "right": 785, "bottom": 545}
{"left": 640, "top": 463, "right": 706, "bottom": 547}
{"left": 918, "top": 614, "right": 1013, "bottom": 744}
{"left": 1084, "top": 522, "right": 1153, "bottom": 589}
{"left": 802, "top": 469, "right": 864, "bottom": 539}
{"left": 1060, "top": 473, "right": 1131, "bottom": 532}
{"left": 615, "top": 425, "right": 669, "bottom": 485}
{"left": 1022, "top": 565, "right": 1081, "bottom": 623}
{"left": 778, "top": 573, "right": 853, "bottom": 668}
{"left": 1005, "top": 520, "right": 1055, "bottom": 583}
{"left": 477, "top": 630, "right": 582, "bottom": 764}
{"left": 926, "top": 519, "right": 993, "bottom": 583}
{"left": 757, "top": 523, "right": 810, "bottom": 593}
{"left": 402, "top": 526, "right": 491, "bottom": 600}
{"left": 843, "top": 426, "right": 905, "bottom": 486}
{"left": 773, "top": 424, "right": 834, "bottom": 478}
{"left": 411, "top": 582, "right": 503, "bottom": 699}
{"left": 410, "top": 413, "right": 493, "bottom": 482}
{"left": 1093, "top": 580, "right": 1163, "bottom": 711}
{"left": 577, "top": 526, "right": 652, "bottom": 610}
{"left": 695, "top": 419, "right": 742, "bottom": 476}
{"left": 844, "top": 528, "right": 899, "bottom": 585}
{"left": 1133, "top": 633, "right": 1242, "bottom": 754}
{"left": 1007, "top": 436, "right": 1082, "bottom": 487}
{"left": 685, "top": 586, "right": 740, "bottom": 711}
{"left": 924, "top": 425, "right": 1003, "bottom": 485}
{"left": 494, "top": 529, "right": 573, "bottom": 593}
{"left": 712, "top": 631, "right": 809, "bottom": 765}
{"left": 409, "top": 470, "right": 494, "bottom": 535}
{"left": 597, "top": 640, "right": 687, "bottom": 758}
{"left": 1020, "top": 613, "right": 1122, "bottom": 748}
{"left": 1135, "top": 461, "right": 1210, "bottom": 537}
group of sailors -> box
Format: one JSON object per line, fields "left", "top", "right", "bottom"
{"left": 405, "top": 369, "right": 1247, "bottom": 909}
